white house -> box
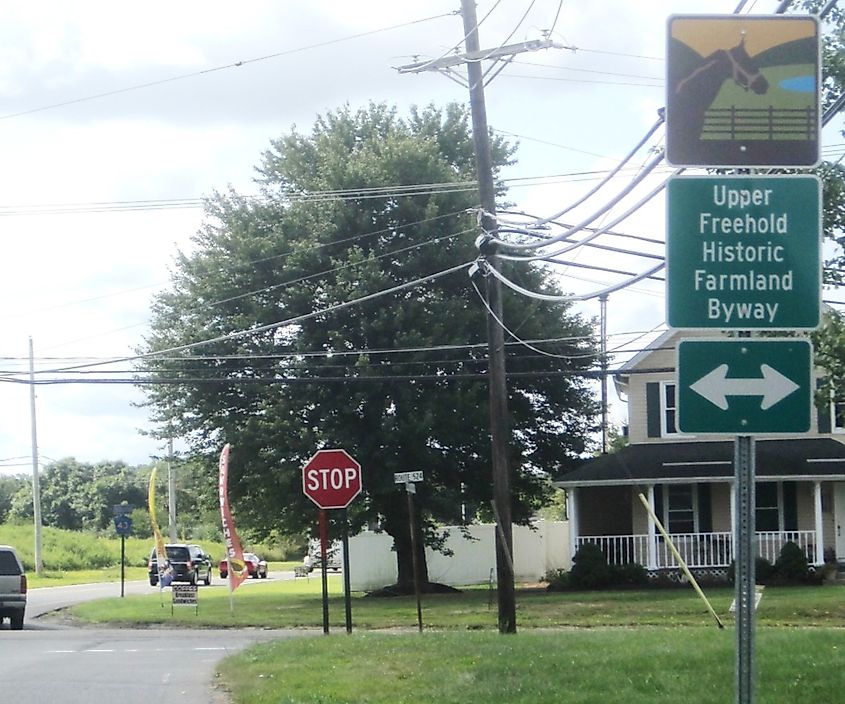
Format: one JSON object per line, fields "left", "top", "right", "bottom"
{"left": 556, "top": 327, "right": 845, "bottom": 577}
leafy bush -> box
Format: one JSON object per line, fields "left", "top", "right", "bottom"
{"left": 569, "top": 543, "right": 614, "bottom": 589}
{"left": 612, "top": 562, "right": 649, "bottom": 587}
{"left": 774, "top": 541, "right": 809, "bottom": 583}
{"left": 727, "top": 557, "right": 774, "bottom": 584}
{"left": 543, "top": 568, "right": 570, "bottom": 591}
{"left": 756, "top": 557, "right": 776, "bottom": 583}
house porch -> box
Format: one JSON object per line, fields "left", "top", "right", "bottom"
{"left": 566, "top": 480, "right": 834, "bottom": 571}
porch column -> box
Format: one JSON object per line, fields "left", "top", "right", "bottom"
{"left": 730, "top": 481, "right": 737, "bottom": 563}
{"left": 814, "top": 481, "right": 824, "bottom": 566}
{"left": 567, "top": 488, "right": 579, "bottom": 568}
{"left": 646, "top": 484, "right": 657, "bottom": 570}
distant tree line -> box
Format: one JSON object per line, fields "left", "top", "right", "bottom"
{"left": 0, "top": 457, "right": 221, "bottom": 539}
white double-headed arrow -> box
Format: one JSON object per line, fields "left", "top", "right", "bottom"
{"left": 690, "top": 363, "right": 799, "bottom": 411}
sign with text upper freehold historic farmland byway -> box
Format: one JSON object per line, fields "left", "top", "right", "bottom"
{"left": 666, "top": 174, "right": 821, "bottom": 330}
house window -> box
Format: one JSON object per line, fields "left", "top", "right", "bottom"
{"left": 661, "top": 382, "right": 678, "bottom": 436}
{"left": 831, "top": 396, "right": 845, "bottom": 433}
{"left": 756, "top": 482, "right": 781, "bottom": 532}
{"left": 665, "top": 484, "right": 696, "bottom": 533}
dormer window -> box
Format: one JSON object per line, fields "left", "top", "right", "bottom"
{"left": 661, "top": 382, "right": 678, "bottom": 436}
{"left": 646, "top": 381, "right": 681, "bottom": 439}
{"left": 830, "top": 395, "right": 845, "bottom": 433}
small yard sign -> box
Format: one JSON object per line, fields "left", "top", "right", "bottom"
{"left": 171, "top": 584, "right": 198, "bottom": 614}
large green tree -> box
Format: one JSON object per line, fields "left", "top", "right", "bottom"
{"left": 801, "top": 3, "right": 845, "bottom": 405}
{"left": 138, "top": 103, "right": 599, "bottom": 588}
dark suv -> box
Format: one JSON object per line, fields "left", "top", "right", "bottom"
{"left": 148, "top": 543, "right": 212, "bottom": 587}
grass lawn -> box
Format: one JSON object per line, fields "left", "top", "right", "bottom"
{"left": 62, "top": 580, "right": 845, "bottom": 703}
{"left": 218, "top": 628, "right": 843, "bottom": 704}
{"left": 66, "top": 577, "right": 845, "bottom": 629}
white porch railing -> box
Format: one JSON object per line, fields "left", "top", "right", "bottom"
{"left": 577, "top": 530, "right": 818, "bottom": 570}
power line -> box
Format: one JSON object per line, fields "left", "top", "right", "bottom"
{"left": 41, "top": 261, "right": 474, "bottom": 374}
{"left": 0, "top": 11, "right": 457, "bottom": 122}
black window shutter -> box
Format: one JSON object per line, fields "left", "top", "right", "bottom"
{"left": 783, "top": 481, "right": 798, "bottom": 531}
{"left": 698, "top": 484, "right": 713, "bottom": 533}
{"left": 817, "top": 378, "right": 831, "bottom": 434}
{"left": 646, "top": 382, "right": 661, "bottom": 438}
{"left": 653, "top": 484, "right": 664, "bottom": 526}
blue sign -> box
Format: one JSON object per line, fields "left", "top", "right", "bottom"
{"left": 113, "top": 515, "right": 133, "bottom": 536}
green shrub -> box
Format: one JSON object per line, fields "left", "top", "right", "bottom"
{"left": 570, "top": 543, "right": 613, "bottom": 589}
{"left": 611, "top": 562, "right": 649, "bottom": 587}
{"left": 727, "top": 557, "right": 774, "bottom": 584}
{"left": 756, "top": 557, "right": 776, "bottom": 583}
{"left": 774, "top": 541, "right": 809, "bottom": 583}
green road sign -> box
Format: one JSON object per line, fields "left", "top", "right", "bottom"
{"left": 666, "top": 14, "right": 820, "bottom": 167}
{"left": 666, "top": 174, "right": 821, "bottom": 330}
{"left": 677, "top": 338, "right": 811, "bottom": 434}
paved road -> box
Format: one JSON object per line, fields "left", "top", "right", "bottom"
{"left": 0, "top": 573, "right": 309, "bottom": 704}
{"left": 0, "top": 626, "right": 302, "bottom": 704}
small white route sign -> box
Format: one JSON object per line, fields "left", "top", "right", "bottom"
{"left": 394, "top": 471, "right": 423, "bottom": 484}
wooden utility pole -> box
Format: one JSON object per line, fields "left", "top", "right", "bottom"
{"left": 397, "top": 0, "right": 563, "bottom": 635}
{"left": 458, "top": 0, "right": 515, "bottom": 634}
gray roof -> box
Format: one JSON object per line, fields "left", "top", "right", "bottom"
{"left": 556, "top": 438, "right": 845, "bottom": 487}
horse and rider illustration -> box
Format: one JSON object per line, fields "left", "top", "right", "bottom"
{"left": 666, "top": 17, "right": 819, "bottom": 167}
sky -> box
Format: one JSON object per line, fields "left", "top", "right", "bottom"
{"left": 0, "top": 0, "right": 840, "bottom": 474}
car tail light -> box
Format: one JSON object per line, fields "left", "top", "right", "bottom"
{"left": 20, "top": 574, "right": 27, "bottom": 594}
{"left": 187, "top": 560, "right": 193, "bottom": 570}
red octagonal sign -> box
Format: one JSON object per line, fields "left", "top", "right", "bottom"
{"left": 302, "top": 448, "right": 362, "bottom": 509}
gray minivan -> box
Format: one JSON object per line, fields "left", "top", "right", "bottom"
{"left": 0, "top": 545, "right": 26, "bottom": 630}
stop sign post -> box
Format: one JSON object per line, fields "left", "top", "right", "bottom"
{"left": 302, "top": 449, "right": 361, "bottom": 635}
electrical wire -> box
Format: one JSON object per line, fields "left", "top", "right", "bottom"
{"left": 498, "top": 173, "right": 669, "bottom": 262}
{"left": 487, "top": 151, "right": 666, "bottom": 252}
{"left": 469, "top": 276, "right": 596, "bottom": 361}
{"left": 0, "top": 11, "right": 457, "bottom": 122}
{"left": 482, "top": 258, "right": 665, "bottom": 303}
{"left": 42, "top": 261, "right": 474, "bottom": 374}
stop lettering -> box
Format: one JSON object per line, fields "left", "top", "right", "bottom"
{"left": 302, "top": 448, "right": 362, "bottom": 509}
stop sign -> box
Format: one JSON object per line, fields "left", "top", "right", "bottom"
{"left": 302, "top": 448, "right": 362, "bottom": 509}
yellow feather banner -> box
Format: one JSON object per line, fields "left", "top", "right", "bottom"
{"left": 148, "top": 466, "right": 172, "bottom": 588}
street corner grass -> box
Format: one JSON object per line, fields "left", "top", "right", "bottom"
{"left": 64, "top": 581, "right": 845, "bottom": 631}
{"left": 218, "top": 628, "right": 845, "bottom": 704}
{"left": 218, "top": 629, "right": 735, "bottom": 704}
{"left": 66, "top": 574, "right": 347, "bottom": 628}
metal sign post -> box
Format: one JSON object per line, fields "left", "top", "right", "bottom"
{"left": 341, "top": 508, "right": 353, "bottom": 634}
{"left": 112, "top": 511, "right": 133, "bottom": 599}
{"left": 735, "top": 436, "right": 756, "bottom": 704}
{"left": 395, "top": 471, "right": 424, "bottom": 631}
{"left": 318, "top": 508, "right": 330, "bottom": 635}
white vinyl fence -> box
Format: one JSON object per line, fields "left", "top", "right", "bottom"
{"left": 347, "top": 521, "right": 570, "bottom": 591}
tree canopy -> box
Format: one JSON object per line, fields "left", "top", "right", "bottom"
{"left": 138, "top": 102, "right": 599, "bottom": 585}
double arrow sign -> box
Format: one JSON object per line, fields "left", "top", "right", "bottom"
{"left": 678, "top": 339, "right": 811, "bottom": 434}
{"left": 690, "top": 363, "right": 800, "bottom": 412}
